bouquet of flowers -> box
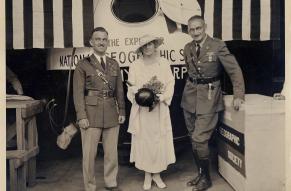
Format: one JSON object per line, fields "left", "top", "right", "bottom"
{"left": 142, "top": 76, "right": 164, "bottom": 94}
{"left": 142, "top": 76, "right": 164, "bottom": 111}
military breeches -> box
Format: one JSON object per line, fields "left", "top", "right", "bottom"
{"left": 183, "top": 110, "right": 219, "bottom": 159}
{"left": 80, "top": 126, "right": 120, "bottom": 191}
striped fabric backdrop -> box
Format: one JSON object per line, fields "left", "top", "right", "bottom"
{"left": 6, "top": 0, "right": 282, "bottom": 49}
{"left": 6, "top": 0, "right": 94, "bottom": 49}
{"left": 165, "top": 0, "right": 281, "bottom": 41}
{"left": 199, "top": 0, "right": 281, "bottom": 41}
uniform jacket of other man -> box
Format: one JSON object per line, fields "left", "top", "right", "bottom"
{"left": 73, "top": 54, "right": 125, "bottom": 128}
{"left": 181, "top": 35, "right": 245, "bottom": 114}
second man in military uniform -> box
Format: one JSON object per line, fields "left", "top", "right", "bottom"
{"left": 181, "top": 15, "right": 245, "bottom": 191}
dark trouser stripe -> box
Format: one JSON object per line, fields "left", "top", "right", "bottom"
{"left": 164, "top": 14, "right": 177, "bottom": 33}
{"left": 6, "top": 0, "right": 13, "bottom": 49}
{"left": 232, "top": 0, "right": 242, "bottom": 40}
{"left": 63, "top": 0, "right": 73, "bottom": 47}
{"left": 197, "top": 0, "right": 205, "bottom": 18}
{"left": 44, "top": 0, "right": 54, "bottom": 48}
{"left": 83, "top": 0, "right": 94, "bottom": 47}
{"left": 213, "top": 0, "right": 222, "bottom": 39}
{"left": 23, "top": 0, "right": 33, "bottom": 49}
{"left": 250, "top": 0, "right": 260, "bottom": 40}
{"left": 270, "top": 0, "right": 281, "bottom": 40}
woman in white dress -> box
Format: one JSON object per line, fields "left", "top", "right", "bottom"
{"left": 127, "top": 34, "right": 176, "bottom": 190}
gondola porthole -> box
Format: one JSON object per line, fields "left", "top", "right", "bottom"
{"left": 111, "top": 0, "right": 159, "bottom": 24}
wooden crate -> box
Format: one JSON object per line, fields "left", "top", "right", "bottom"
{"left": 6, "top": 100, "right": 44, "bottom": 191}
{"left": 218, "top": 94, "right": 285, "bottom": 191}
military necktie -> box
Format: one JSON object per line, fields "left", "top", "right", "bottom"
{"left": 196, "top": 43, "right": 200, "bottom": 57}
{"left": 100, "top": 57, "right": 106, "bottom": 70}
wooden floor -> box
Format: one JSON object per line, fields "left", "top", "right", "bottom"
{"left": 22, "top": 147, "right": 234, "bottom": 191}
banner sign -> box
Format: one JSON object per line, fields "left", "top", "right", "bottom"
{"left": 47, "top": 33, "right": 191, "bottom": 81}
{"left": 217, "top": 124, "right": 245, "bottom": 154}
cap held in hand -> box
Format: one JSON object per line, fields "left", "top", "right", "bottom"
{"left": 57, "top": 123, "right": 78, "bottom": 150}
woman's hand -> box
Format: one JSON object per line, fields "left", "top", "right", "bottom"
{"left": 129, "top": 86, "right": 139, "bottom": 94}
{"left": 156, "top": 94, "right": 165, "bottom": 102}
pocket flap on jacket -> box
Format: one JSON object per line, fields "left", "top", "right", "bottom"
{"left": 85, "top": 96, "right": 98, "bottom": 105}
{"left": 110, "top": 70, "right": 118, "bottom": 76}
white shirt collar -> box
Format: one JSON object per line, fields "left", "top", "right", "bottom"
{"left": 93, "top": 53, "right": 106, "bottom": 64}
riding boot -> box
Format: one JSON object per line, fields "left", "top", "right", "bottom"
{"left": 192, "top": 159, "right": 212, "bottom": 191}
{"left": 187, "top": 150, "right": 202, "bottom": 186}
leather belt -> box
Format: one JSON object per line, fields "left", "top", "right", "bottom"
{"left": 188, "top": 76, "right": 220, "bottom": 84}
{"left": 86, "top": 90, "right": 114, "bottom": 98}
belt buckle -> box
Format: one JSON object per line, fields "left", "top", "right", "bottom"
{"left": 190, "top": 77, "right": 197, "bottom": 84}
{"left": 103, "top": 91, "right": 109, "bottom": 97}
{"left": 199, "top": 78, "right": 205, "bottom": 84}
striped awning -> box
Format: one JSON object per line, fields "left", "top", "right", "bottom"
{"left": 6, "top": 0, "right": 282, "bottom": 50}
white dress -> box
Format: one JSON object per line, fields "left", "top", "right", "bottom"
{"left": 127, "top": 57, "right": 176, "bottom": 173}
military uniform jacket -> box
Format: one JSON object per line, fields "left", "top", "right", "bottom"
{"left": 181, "top": 35, "right": 245, "bottom": 114}
{"left": 73, "top": 54, "right": 125, "bottom": 128}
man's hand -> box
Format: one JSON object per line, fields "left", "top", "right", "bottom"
{"left": 233, "top": 98, "right": 244, "bottom": 111}
{"left": 118, "top": 115, "right": 125, "bottom": 124}
{"left": 78, "top": 118, "right": 90, "bottom": 129}
{"left": 12, "top": 81, "right": 23, "bottom": 95}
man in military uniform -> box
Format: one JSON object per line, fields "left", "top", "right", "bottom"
{"left": 73, "top": 27, "right": 125, "bottom": 191}
{"left": 181, "top": 15, "right": 245, "bottom": 191}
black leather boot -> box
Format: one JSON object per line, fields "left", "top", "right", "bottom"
{"left": 192, "top": 159, "right": 212, "bottom": 191}
{"left": 187, "top": 150, "right": 202, "bottom": 186}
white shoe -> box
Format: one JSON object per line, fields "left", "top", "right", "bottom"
{"left": 152, "top": 173, "right": 166, "bottom": 189}
{"left": 143, "top": 172, "right": 152, "bottom": 190}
